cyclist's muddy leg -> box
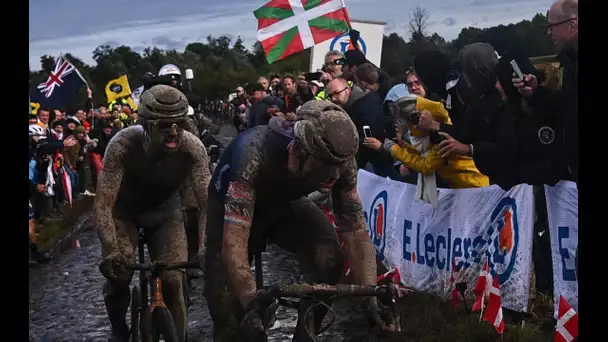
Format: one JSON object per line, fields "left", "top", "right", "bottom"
{"left": 147, "top": 209, "right": 188, "bottom": 341}
{"left": 103, "top": 216, "right": 137, "bottom": 340}
{"left": 271, "top": 198, "right": 344, "bottom": 340}
{"left": 204, "top": 200, "right": 245, "bottom": 341}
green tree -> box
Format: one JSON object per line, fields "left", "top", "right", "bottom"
{"left": 29, "top": 11, "right": 556, "bottom": 111}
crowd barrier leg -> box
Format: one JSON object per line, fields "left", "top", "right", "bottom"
{"left": 532, "top": 185, "right": 554, "bottom": 296}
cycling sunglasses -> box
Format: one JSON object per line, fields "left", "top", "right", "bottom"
{"left": 148, "top": 118, "right": 187, "bottom": 131}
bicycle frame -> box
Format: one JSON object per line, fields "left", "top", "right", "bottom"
{"left": 252, "top": 252, "right": 402, "bottom": 340}
{"left": 129, "top": 227, "right": 202, "bottom": 341}
{"left": 137, "top": 228, "right": 149, "bottom": 316}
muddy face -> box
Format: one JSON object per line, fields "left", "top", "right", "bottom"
{"left": 146, "top": 118, "right": 187, "bottom": 153}
{"left": 289, "top": 143, "right": 340, "bottom": 193}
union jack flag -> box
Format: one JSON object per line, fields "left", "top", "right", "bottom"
{"left": 30, "top": 55, "right": 86, "bottom": 109}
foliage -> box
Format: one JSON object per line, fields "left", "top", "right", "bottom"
{"left": 29, "top": 11, "right": 555, "bottom": 112}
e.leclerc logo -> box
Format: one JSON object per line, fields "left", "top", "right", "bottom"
{"left": 401, "top": 197, "right": 519, "bottom": 285}
{"left": 329, "top": 32, "right": 367, "bottom": 55}
{"left": 364, "top": 191, "right": 388, "bottom": 261}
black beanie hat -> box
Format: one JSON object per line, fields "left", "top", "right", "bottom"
{"left": 413, "top": 50, "right": 451, "bottom": 100}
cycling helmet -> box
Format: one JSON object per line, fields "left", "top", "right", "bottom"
{"left": 158, "top": 64, "right": 182, "bottom": 77}
{"left": 29, "top": 124, "right": 47, "bottom": 138}
{"left": 293, "top": 100, "right": 358, "bottom": 163}
{"left": 139, "top": 85, "right": 189, "bottom": 120}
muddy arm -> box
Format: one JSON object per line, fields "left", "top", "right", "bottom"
{"left": 93, "top": 135, "right": 126, "bottom": 253}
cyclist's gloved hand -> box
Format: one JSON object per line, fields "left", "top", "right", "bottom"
{"left": 99, "top": 250, "right": 129, "bottom": 281}
{"left": 240, "top": 298, "right": 267, "bottom": 342}
{"left": 362, "top": 297, "right": 396, "bottom": 334}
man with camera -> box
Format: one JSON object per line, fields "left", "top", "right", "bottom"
{"left": 315, "top": 50, "right": 351, "bottom": 100}
{"left": 326, "top": 73, "right": 401, "bottom": 181}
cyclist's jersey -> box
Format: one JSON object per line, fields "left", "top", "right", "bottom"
{"left": 208, "top": 122, "right": 363, "bottom": 232}
{"left": 111, "top": 125, "right": 198, "bottom": 216}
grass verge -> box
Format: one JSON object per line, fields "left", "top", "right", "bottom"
{"left": 369, "top": 261, "right": 554, "bottom": 341}
{"left": 35, "top": 196, "right": 94, "bottom": 251}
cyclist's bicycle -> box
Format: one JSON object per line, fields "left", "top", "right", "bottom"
{"left": 127, "top": 227, "right": 202, "bottom": 342}
{"left": 251, "top": 253, "right": 401, "bottom": 341}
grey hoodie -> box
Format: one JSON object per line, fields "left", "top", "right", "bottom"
{"left": 459, "top": 42, "right": 499, "bottom": 95}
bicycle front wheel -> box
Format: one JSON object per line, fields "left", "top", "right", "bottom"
{"left": 151, "top": 306, "right": 179, "bottom": 342}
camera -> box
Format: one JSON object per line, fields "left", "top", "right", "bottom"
{"left": 303, "top": 72, "right": 323, "bottom": 83}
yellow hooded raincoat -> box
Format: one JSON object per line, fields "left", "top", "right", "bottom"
{"left": 388, "top": 96, "right": 489, "bottom": 188}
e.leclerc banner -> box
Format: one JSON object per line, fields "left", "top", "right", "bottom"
{"left": 544, "top": 181, "right": 578, "bottom": 318}
{"left": 356, "top": 170, "right": 535, "bottom": 312}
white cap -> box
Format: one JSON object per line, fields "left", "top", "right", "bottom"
{"left": 187, "top": 106, "right": 194, "bottom": 116}
{"left": 311, "top": 80, "right": 323, "bottom": 88}
{"left": 159, "top": 64, "right": 182, "bottom": 76}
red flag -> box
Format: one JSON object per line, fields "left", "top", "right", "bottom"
{"left": 62, "top": 165, "right": 72, "bottom": 208}
{"left": 482, "top": 275, "right": 505, "bottom": 334}
{"left": 555, "top": 296, "right": 578, "bottom": 342}
{"left": 472, "top": 260, "right": 492, "bottom": 311}
{"left": 377, "top": 267, "right": 411, "bottom": 297}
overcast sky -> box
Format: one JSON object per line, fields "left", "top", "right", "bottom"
{"left": 29, "top": 0, "right": 552, "bottom": 70}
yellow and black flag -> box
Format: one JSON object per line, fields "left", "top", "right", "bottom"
{"left": 105, "top": 75, "right": 132, "bottom": 104}
{"left": 31, "top": 102, "right": 40, "bottom": 115}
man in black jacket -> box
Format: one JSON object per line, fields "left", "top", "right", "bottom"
{"left": 515, "top": 0, "right": 578, "bottom": 281}
{"left": 514, "top": 0, "right": 578, "bottom": 186}
{"left": 326, "top": 77, "right": 401, "bottom": 180}
{"left": 246, "top": 84, "right": 284, "bottom": 129}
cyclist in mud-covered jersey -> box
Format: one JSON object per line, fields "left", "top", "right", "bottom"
{"left": 95, "top": 85, "right": 210, "bottom": 342}
{"left": 203, "top": 100, "right": 396, "bottom": 341}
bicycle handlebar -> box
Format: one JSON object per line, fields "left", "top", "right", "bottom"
{"left": 254, "top": 283, "right": 402, "bottom": 337}
{"left": 125, "top": 260, "right": 202, "bottom": 271}
{"left": 259, "top": 283, "right": 399, "bottom": 305}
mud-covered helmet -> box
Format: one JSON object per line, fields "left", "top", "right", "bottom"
{"left": 138, "top": 85, "right": 189, "bottom": 121}
{"left": 293, "top": 100, "right": 358, "bottom": 163}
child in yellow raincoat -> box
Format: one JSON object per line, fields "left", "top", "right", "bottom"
{"left": 363, "top": 94, "right": 489, "bottom": 189}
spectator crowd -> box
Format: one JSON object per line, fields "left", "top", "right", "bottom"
{"left": 228, "top": 0, "right": 578, "bottom": 294}
{"left": 28, "top": 88, "right": 137, "bottom": 265}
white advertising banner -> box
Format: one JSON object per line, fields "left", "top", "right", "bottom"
{"left": 357, "top": 170, "right": 535, "bottom": 312}
{"left": 309, "top": 19, "right": 386, "bottom": 72}
{"left": 544, "top": 181, "right": 578, "bottom": 318}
